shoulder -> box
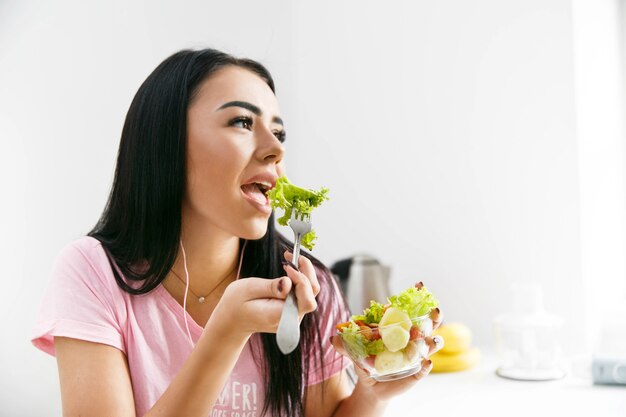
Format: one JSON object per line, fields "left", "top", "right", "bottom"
{"left": 32, "top": 236, "right": 129, "bottom": 356}
{"left": 52, "top": 236, "right": 125, "bottom": 298}
{"left": 58, "top": 235, "right": 109, "bottom": 265}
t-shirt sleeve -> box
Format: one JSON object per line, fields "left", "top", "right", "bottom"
{"left": 306, "top": 265, "right": 352, "bottom": 387}
{"left": 31, "top": 238, "right": 126, "bottom": 356}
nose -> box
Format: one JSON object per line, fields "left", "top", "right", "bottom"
{"left": 256, "top": 127, "right": 285, "bottom": 164}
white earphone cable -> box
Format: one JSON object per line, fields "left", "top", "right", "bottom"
{"left": 180, "top": 239, "right": 194, "bottom": 348}
{"left": 179, "top": 239, "right": 248, "bottom": 349}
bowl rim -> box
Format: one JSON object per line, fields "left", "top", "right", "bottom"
{"left": 337, "top": 312, "right": 431, "bottom": 335}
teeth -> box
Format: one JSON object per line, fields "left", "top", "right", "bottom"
{"left": 255, "top": 181, "right": 272, "bottom": 191}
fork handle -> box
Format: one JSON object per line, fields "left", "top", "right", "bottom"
{"left": 292, "top": 232, "right": 302, "bottom": 270}
{"left": 276, "top": 232, "right": 303, "bottom": 355}
{"left": 276, "top": 287, "right": 300, "bottom": 354}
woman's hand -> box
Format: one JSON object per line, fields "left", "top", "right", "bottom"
{"left": 330, "top": 286, "right": 444, "bottom": 403}
{"left": 282, "top": 250, "right": 321, "bottom": 321}
{"left": 207, "top": 250, "right": 320, "bottom": 341}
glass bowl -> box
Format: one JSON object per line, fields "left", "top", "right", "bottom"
{"left": 338, "top": 314, "right": 433, "bottom": 381}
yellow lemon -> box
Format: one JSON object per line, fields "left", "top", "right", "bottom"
{"left": 430, "top": 348, "right": 481, "bottom": 373}
{"left": 433, "top": 322, "right": 472, "bottom": 354}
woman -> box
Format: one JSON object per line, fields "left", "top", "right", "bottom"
{"left": 31, "top": 48, "right": 443, "bottom": 416}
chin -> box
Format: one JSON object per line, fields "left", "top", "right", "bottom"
{"left": 239, "top": 220, "right": 270, "bottom": 241}
{"left": 241, "top": 229, "right": 268, "bottom": 241}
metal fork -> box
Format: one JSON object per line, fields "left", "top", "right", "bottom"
{"left": 276, "top": 208, "right": 312, "bottom": 354}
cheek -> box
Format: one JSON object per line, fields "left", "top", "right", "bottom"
{"left": 186, "top": 142, "right": 228, "bottom": 201}
{"left": 185, "top": 138, "right": 252, "bottom": 206}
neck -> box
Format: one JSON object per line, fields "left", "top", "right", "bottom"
{"left": 175, "top": 210, "right": 241, "bottom": 295}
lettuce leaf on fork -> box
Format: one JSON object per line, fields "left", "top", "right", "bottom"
{"left": 267, "top": 175, "right": 329, "bottom": 250}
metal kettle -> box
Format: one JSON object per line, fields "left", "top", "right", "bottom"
{"left": 331, "top": 254, "right": 392, "bottom": 315}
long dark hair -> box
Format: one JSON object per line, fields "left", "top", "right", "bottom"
{"left": 88, "top": 48, "right": 348, "bottom": 416}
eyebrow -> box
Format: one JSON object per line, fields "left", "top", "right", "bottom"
{"left": 216, "top": 100, "right": 284, "bottom": 126}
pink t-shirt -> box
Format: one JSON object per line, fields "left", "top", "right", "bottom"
{"left": 31, "top": 236, "right": 348, "bottom": 417}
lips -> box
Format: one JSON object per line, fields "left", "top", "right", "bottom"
{"left": 240, "top": 173, "right": 278, "bottom": 214}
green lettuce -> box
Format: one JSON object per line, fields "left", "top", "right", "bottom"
{"left": 365, "top": 338, "right": 385, "bottom": 355}
{"left": 339, "top": 322, "right": 368, "bottom": 361}
{"left": 350, "top": 300, "right": 386, "bottom": 324}
{"left": 350, "top": 286, "right": 439, "bottom": 324}
{"left": 300, "top": 230, "right": 318, "bottom": 251}
{"left": 267, "top": 175, "right": 329, "bottom": 250}
{"left": 339, "top": 322, "right": 385, "bottom": 359}
{"left": 388, "top": 286, "right": 439, "bottom": 320}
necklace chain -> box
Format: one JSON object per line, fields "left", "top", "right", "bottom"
{"left": 170, "top": 268, "right": 233, "bottom": 304}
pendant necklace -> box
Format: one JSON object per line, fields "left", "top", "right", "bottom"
{"left": 170, "top": 268, "right": 233, "bottom": 304}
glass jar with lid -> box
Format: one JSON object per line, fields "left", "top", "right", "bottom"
{"left": 493, "top": 283, "right": 566, "bottom": 380}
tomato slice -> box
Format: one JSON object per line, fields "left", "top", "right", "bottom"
{"left": 335, "top": 321, "right": 351, "bottom": 331}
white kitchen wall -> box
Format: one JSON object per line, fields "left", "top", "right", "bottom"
{"left": 572, "top": 0, "right": 626, "bottom": 353}
{"left": 1, "top": 0, "right": 624, "bottom": 415}
{"left": 288, "top": 0, "right": 586, "bottom": 352}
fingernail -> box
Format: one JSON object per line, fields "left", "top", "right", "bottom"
{"left": 415, "top": 281, "right": 424, "bottom": 289}
{"left": 433, "top": 336, "right": 442, "bottom": 346}
{"left": 278, "top": 278, "right": 284, "bottom": 293}
{"left": 426, "top": 359, "right": 432, "bottom": 367}
{"left": 426, "top": 337, "right": 436, "bottom": 349}
{"left": 282, "top": 260, "right": 299, "bottom": 271}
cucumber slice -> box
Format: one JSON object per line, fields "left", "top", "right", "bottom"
{"left": 380, "top": 326, "right": 410, "bottom": 352}
{"left": 379, "top": 307, "right": 412, "bottom": 330}
{"left": 374, "top": 349, "right": 405, "bottom": 373}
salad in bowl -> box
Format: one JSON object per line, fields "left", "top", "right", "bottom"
{"left": 336, "top": 284, "right": 439, "bottom": 381}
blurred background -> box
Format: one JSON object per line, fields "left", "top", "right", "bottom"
{"left": 1, "top": 0, "right": 625, "bottom": 415}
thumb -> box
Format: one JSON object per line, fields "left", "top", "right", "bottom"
{"left": 238, "top": 277, "right": 292, "bottom": 300}
{"left": 330, "top": 335, "right": 348, "bottom": 356}
{"left": 273, "top": 276, "right": 293, "bottom": 298}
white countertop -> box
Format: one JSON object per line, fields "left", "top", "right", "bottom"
{"left": 382, "top": 353, "right": 625, "bottom": 417}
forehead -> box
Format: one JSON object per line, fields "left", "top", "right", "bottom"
{"left": 192, "top": 66, "right": 281, "bottom": 116}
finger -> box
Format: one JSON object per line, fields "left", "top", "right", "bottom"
{"left": 283, "top": 263, "right": 317, "bottom": 314}
{"left": 284, "top": 251, "right": 320, "bottom": 296}
{"left": 330, "top": 335, "right": 348, "bottom": 356}
{"left": 425, "top": 335, "right": 444, "bottom": 356}
{"left": 430, "top": 307, "right": 443, "bottom": 330}
{"left": 234, "top": 276, "right": 292, "bottom": 300}
{"left": 231, "top": 278, "right": 292, "bottom": 334}
{"left": 413, "top": 359, "right": 433, "bottom": 381}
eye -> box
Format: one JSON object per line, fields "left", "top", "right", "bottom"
{"left": 273, "top": 130, "right": 287, "bottom": 143}
{"left": 230, "top": 116, "right": 253, "bottom": 130}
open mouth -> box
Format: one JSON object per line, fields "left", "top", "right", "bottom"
{"left": 241, "top": 181, "right": 272, "bottom": 204}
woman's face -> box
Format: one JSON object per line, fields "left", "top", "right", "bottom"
{"left": 184, "top": 66, "right": 286, "bottom": 240}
